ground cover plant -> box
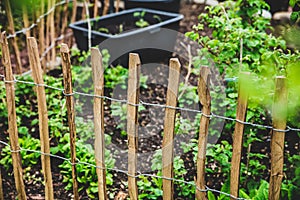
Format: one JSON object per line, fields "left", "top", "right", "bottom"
{"left": 0, "top": 0, "right": 300, "bottom": 199}
{"left": 186, "top": 0, "right": 300, "bottom": 198}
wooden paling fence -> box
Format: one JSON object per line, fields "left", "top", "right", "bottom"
{"left": 0, "top": 32, "right": 288, "bottom": 200}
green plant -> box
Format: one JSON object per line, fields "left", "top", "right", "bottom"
{"left": 55, "top": 131, "right": 115, "bottom": 198}
{"left": 184, "top": 1, "right": 300, "bottom": 198}
{"left": 0, "top": 135, "right": 41, "bottom": 172}
{"left": 98, "top": 27, "right": 109, "bottom": 33}
{"left": 290, "top": 0, "right": 300, "bottom": 23}
{"left": 104, "top": 65, "right": 129, "bottom": 89}
{"left": 111, "top": 101, "right": 146, "bottom": 136}
{"left": 137, "top": 175, "right": 163, "bottom": 199}
{"left": 134, "top": 10, "right": 150, "bottom": 28}
{"left": 149, "top": 149, "right": 195, "bottom": 199}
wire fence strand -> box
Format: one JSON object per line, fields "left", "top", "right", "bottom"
{"left": 6, "top": 0, "right": 72, "bottom": 39}
{"left": 0, "top": 140, "right": 247, "bottom": 200}
{"left": 1, "top": 76, "right": 299, "bottom": 133}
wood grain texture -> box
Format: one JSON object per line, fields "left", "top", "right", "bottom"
{"left": 196, "top": 66, "right": 211, "bottom": 200}
{"left": 127, "top": 53, "right": 141, "bottom": 200}
{"left": 91, "top": 48, "right": 107, "bottom": 200}
{"left": 103, "top": 0, "right": 110, "bottom": 15}
{"left": 0, "top": 31, "right": 26, "bottom": 200}
{"left": 60, "top": 43, "right": 79, "bottom": 200}
{"left": 93, "top": 0, "right": 99, "bottom": 18}
{"left": 0, "top": 168, "right": 3, "bottom": 200}
{"left": 269, "top": 76, "right": 287, "bottom": 200}
{"left": 162, "top": 58, "right": 181, "bottom": 200}
{"left": 230, "top": 73, "right": 249, "bottom": 199}
{"left": 27, "top": 37, "right": 54, "bottom": 200}
{"left": 4, "top": 0, "right": 22, "bottom": 74}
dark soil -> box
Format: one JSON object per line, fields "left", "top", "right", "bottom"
{"left": 0, "top": 2, "right": 207, "bottom": 199}
{"left": 92, "top": 12, "right": 168, "bottom": 35}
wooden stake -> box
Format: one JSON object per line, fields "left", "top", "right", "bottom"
{"left": 50, "top": 0, "right": 56, "bottom": 70}
{"left": 46, "top": 0, "right": 51, "bottom": 69}
{"left": 22, "top": 5, "right": 30, "bottom": 38}
{"left": 69, "top": 0, "right": 77, "bottom": 47}
{"left": 55, "top": 3, "right": 62, "bottom": 37}
{"left": 93, "top": 0, "right": 99, "bottom": 18}
{"left": 91, "top": 48, "right": 107, "bottom": 200}
{"left": 230, "top": 73, "right": 249, "bottom": 199}
{"left": 0, "top": 167, "right": 4, "bottom": 200}
{"left": 103, "top": 0, "right": 110, "bottom": 15}
{"left": 116, "top": 0, "right": 120, "bottom": 13}
{"left": 162, "top": 58, "right": 181, "bottom": 200}
{"left": 61, "top": 0, "right": 70, "bottom": 37}
{"left": 39, "top": 0, "right": 46, "bottom": 71}
{"left": 0, "top": 31, "right": 26, "bottom": 200}
{"left": 81, "top": 1, "right": 87, "bottom": 20}
{"left": 27, "top": 37, "right": 54, "bottom": 200}
{"left": 127, "top": 53, "right": 141, "bottom": 200}
{"left": 269, "top": 76, "right": 287, "bottom": 200}
{"left": 60, "top": 43, "right": 79, "bottom": 200}
{"left": 71, "top": 0, "right": 78, "bottom": 23}
{"left": 196, "top": 66, "right": 211, "bottom": 200}
{"left": 4, "top": 0, "right": 22, "bottom": 74}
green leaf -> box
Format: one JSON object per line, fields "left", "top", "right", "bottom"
{"left": 290, "top": 12, "right": 299, "bottom": 23}
{"left": 133, "top": 12, "right": 141, "bottom": 17}
{"left": 90, "top": 186, "right": 98, "bottom": 193}
{"left": 290, "top": 0, "right": 296, "bottom": 7}
{"left": 239, "top": 189, "right": 251, "bottom": 199}
{"left": 207, "top": 191, "right": 216, "bottom": 200}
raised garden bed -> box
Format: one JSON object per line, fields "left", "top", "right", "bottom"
{"left": 69, "top": 8, "right": 183, "bottom": 66}
{"left": 124, "top": 0, "right": 181, "bottom": 13}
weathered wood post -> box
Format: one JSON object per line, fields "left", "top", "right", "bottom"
{"left": 127, "top": 53, "right": 141, "bottom": 200}
{"left": 0, "top": 31, "right": 26, "bottom": 200}
{"left": 162, "top": 58, "right": 181, "bottom": 200}
{"left": 269, "top": 76, "right": 287, "bottom": 200}
{"left": 27, "top": 37, "right": 54, "bottom": 200}
{"left": 4, "top": 0, "right": 22, "bottom": 74}
{"left": 91, "top": 47, "right": 107, "bottom": 200}
{"left": 230, "top": 72, "right": 249, "bottom": 199}
{"left": 196, "top": 66, "right": 211, "bottom": 200}
{"left": 61, "top": 43, "right": 80, "bottom": 200}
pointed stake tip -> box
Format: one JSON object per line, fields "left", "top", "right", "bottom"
{"left": 60, "top": 43, "right": 69, "bottom": 53}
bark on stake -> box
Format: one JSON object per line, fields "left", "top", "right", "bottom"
{"left": 61, "top": 0, "right": 70, "bottom": 36}
{"left": 50, "top": 0, "right": 56, "bottom": 70}
{"left": 196, "top": 66, "right": 211, "bottom": 200}
{"left": 39, "top": 0, "right": 46, "bottom": 71}
{"left": 269, "top": 76, "right": 287, "bottom": 200}
{"left": 71, "top": 0, "right": 77, "bottom": 23}
{"left": 94, "top": 0, "right": 99, "bottom": 18}
{"left": 91, "top": 48, "right": 107, "bottom": 200}
{"left": 27, "top": 37, "right": 54, "bottom": 200}
{"left": 127, "top": 53, "right": 141, "bottom": 200}
{"left": 69, "top": 0, "right": 77, "bottom": 47}
{"left": 0, "top": 31, "right": 26, "bottom": 200}
{"left": 162, "top": 58, "right": 181, "bottom": 200}
{"left": 0, "top": 168, "right": 3, "bottom": 200}
{"left": 103, "top": 0, "right": 110, "bottom": 15}
{"left": 4, "top": 0, "right": 22, "bottom": 74}
{"left": 230, "top": 72, "right": 249, "bottom": 199}
{"left": 22, "top": 5, "right": 30, "bottom": 38}
{"left": 60, "top": 43, "right": 79, "bottom": 200}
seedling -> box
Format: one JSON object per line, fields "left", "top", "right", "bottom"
{"left": 133, "top": 10, "right": 149, "bottom": 28}
{"left": 98, "top": 27, "right": 109, "bottom": 33}
{"left": 153, "top": 15, "right": 162, "bottom": 22}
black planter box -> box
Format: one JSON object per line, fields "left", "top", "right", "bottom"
{"left": 125, "top": 0, "right": 181, "bottom": 13}
{"left": 69, "top": 8, "right": 183, "bottom": 66}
